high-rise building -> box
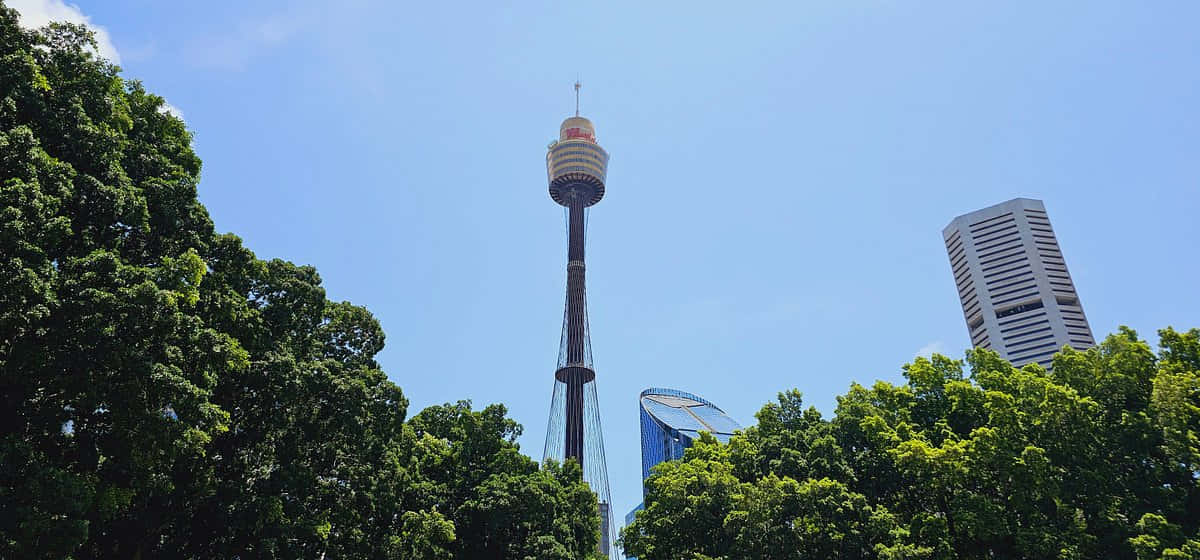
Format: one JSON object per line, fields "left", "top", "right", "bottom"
{"left": 624, "top": 388, "right": 742, "bottom": 559}
{"left": 541, "top": 88, "right": 618, "bottom": 558}
{"left": 942, "top": 198, "right": 1095, "bottom": 368}
{"left": 623, "top": 504, "right": 643, "bottom": 560}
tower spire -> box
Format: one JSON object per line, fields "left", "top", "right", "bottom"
{"left": 574, "top": 81, "right": 581, "bottom": 116}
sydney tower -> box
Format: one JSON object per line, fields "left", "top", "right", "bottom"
{"left": 541, "top": 84, "right": 616, "bottom": 558}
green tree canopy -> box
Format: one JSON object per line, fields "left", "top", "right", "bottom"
{"left": 623, "top": 328, "right": 1200, "bottom": 560}
{"left": 0, "top": 4, "right": 602, "bottom": 558}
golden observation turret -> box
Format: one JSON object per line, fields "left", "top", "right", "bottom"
{"left": 547, "top": 115, "right": 608, "bottom": 207}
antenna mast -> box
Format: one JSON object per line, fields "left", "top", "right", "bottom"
{"left": 574, "top": 81, "right": 581, "bottom": 116}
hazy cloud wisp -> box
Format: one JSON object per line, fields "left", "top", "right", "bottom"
{"left": 916, "top": 340, "right": 948, "bottom": 358}
{"left": 189, "top": 10, "right": 311, "bottom": 70}
{"left": 158, "top": 102, "right": 184, "bottom": 121}
{"left": 8, "top": 0, "right": 121, "bottom": 63}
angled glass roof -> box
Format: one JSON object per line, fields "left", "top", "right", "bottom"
{"left": 640, "top": 388, "right": 742, "bottom": 437}
{"left": 645, "top": 394, "right": 704, "bottom": 408}
{"left": 691, "top": 406, "right": 742, "bottom": 434}
{"left": 642, "top": 399, "right": 706, "bottom": 433}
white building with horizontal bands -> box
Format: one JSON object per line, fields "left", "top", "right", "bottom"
{"left": 943, "top": 198, "right": 1094, "bottom": 368}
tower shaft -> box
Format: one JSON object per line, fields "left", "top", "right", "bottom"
{"left": 557, "top": 197, "right": 594, "bottom": 466}
{"left": 565, "top": 199, "right": 587, "bottom": 364}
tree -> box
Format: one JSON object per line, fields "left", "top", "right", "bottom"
{"left": 408, "top": 402, "right": 603, "bottom": 559}
{"left": 0, "top": 4, "right": 603, "bottom": 557}
{"left": 620, "top": 433, "right": 740, "bottom": 559}
{"left": 624, "top": 328, "right": 1200, "bottom": 559}
{"left": 622, "top": 432, "right": 918, "bottom": 560}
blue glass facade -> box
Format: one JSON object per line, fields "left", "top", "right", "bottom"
{"left": 624, "top": 388, "right": 741, "bottom": 558}
{"left": 637, "top": 388, "right": 740, "bottom": 482}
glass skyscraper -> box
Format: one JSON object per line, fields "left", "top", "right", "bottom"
{"left": 624, "top": 388, "right": 741, "bottom": 559}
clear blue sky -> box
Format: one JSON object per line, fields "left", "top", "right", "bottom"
{"left": 18, "top": 0, "right": 1200, "bottom": 526}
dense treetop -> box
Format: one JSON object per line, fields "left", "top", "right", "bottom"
{"left": 5, "top": 3, "right": 1200, "bottom": 560}
{"left": 0, "top": 4, "right": 602, "bottom": 558}
{"left": 622, "top": 328, "right": 1200, "bottom": 560}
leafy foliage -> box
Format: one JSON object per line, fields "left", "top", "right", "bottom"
{"left": 0, "top": 4, "right": 601, "bottom": 558}
{"left": 623, "top": 328, "right": 1200, "bottom": 559}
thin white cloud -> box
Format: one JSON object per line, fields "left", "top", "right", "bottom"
{"left": 188, "top": 10, "right": 311, "bottom": 70}
{"left": 158, "top": 101, "right": 184, "bottom": 121}
{"left": 916, "top": 340, "right": 948, "bottom": 358}
{"left": 254, "top": 13, "right": 300, "bottom": 45}
{"left": 8, "top": 0, "right": 121, "bottom": 63}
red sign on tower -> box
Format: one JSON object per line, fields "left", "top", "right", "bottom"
{"left": 563, "top": 127, "right": 594, "bottom": 142}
